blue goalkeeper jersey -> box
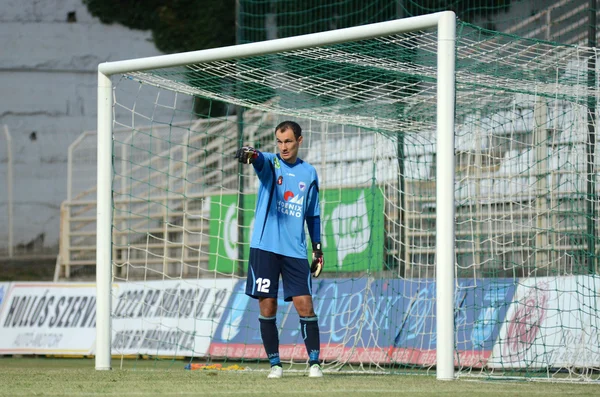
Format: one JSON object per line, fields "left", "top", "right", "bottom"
{"left": 250, "top": 152, "right": 320, "bottom": 259}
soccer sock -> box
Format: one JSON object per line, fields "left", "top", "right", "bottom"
{"left": 259, "top": 315, "right": 281, "bottom": 367}
{"left": 300, "top": 316, "right": 320, "bottom": 366}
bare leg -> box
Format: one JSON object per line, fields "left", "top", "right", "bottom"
{"left": 259, "top": 296, "right": 278, "bottom": 317}
{"left": 292, "top": 295, "right": 315, "bottom": 317}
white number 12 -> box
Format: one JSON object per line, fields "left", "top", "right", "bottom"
{"left": 256, "top": 278, "right": 271, "bottom": 293}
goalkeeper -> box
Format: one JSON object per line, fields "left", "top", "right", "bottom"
{"left": 235, "top": 120, "right": 324, "bottom": 379}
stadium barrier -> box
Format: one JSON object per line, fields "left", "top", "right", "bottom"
{"left": 1, "top": 277, "right": 598, "bottom": 370}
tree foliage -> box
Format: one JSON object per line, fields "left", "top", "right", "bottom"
{"left": 83, "top": 0, "right": 237, "bottom": 115}
{"left": 82, "top": 0, "right": 236, "bottom": 54}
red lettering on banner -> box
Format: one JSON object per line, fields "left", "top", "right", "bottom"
{"left": 503, "top": 281, "right": 549, "bottom": 362}
{"left": 208, "top": 343, "right": 491, "bottom": 368}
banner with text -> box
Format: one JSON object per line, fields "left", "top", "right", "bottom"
{"left": 488, "top": 275, "right": 600, "bottom": 369}
{"left": 0, "top": 282, "right": 97, "bottom": 355}
{"left": 111, "top": 279, "right": 236, "bottom": 357}
{"left": 209, "top": 278, "right": 516, "bottom": 367}
{"left": 208, "top": 187, "right": 383, "bottom": 273}
{"left": 0, "top": 279, "right": 235, "bottom": 357}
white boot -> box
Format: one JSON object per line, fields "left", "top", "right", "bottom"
{"left": 308, "top": 364, "right": 323, "bottom": 378}
{"left": 267, "top": 365, "right": 283, "bottom": 379}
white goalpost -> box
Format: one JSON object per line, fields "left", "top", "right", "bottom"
{"left": 95, "top": 11, "right": 457, "bottom": 379}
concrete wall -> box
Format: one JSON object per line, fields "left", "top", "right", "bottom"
{"left": 0, "top": 0, "right": 163, "bottom": 255}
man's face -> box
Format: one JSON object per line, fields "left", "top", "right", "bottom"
{"left": 276, "top": 127, "right": 302, "bottom": 162}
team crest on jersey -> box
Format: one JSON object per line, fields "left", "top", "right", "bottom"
{"left": 277, "top": 176, "right": 283, "bottom": 185}
{"left": 299, "top": 181, "right": 306, "bottom": 191}
{"left": 274, "top": 157, "right": 281, "bottom": 169}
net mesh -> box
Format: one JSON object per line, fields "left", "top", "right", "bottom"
{"left": 89, "top": 21, "right": 600, "bottom": 380}
{"left": 238, "top": 0, "right": 597, "bottom": 47}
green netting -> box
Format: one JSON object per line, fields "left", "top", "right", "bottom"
{"left": 239, "top": 0, "right": 597, "bottom": 47}
{"left": 90, "top": 18, "right": 600, "bottom": 381}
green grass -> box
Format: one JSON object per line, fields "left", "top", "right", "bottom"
{"left": 0, "top": 357, "right": 599, "bottom": 397}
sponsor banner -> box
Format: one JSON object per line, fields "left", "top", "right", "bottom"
{"left": 0, "top": 282, "right": 10, "bottom": 315}
{"left": 208, "top": 188, "right": 384, "bottom": 273}
{"left": 489, "top": 275, "right": 600, "bottom": 369}
{"left": 112, "top": 279, "right": 235, "bottom": 357}
{"left": 320, "top": 188, "right": 384, "bottom": 272}
{"left": 0, "top": 282, "right": 96, "bottom": 355}
{"left": 210, "top": 278, "right": 515, "bottom": 366}
{"left": 392, "top": 278, "right": 515, "bottom": 364}
{"left": 208, "top": 193, "right": 255, "bottom": 274}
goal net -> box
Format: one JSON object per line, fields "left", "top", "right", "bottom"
{"left": 95, "top": 12, "right": 600, "bottom": 381}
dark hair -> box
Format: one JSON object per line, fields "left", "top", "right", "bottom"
{"left": 275, "top": 121, "right": 302, "bottom": 139}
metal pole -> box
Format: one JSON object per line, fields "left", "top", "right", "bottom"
{"left": 396, "top": 0, "right": 407, "bottom": 278}
{"left": 587, "top": 0, "right": 597, "bottom": 274}
{"left": 435, "top": 11, "right": 456, "bottom": 381}
{"left": 98, "top": 12, "right": 450, "bottom": 76}
{"left": 236, "top": 0, "right": 245, "bottom": 277}
{"left": 3, "top": 125, "right": 13, "bottom": 258}
{"left": 534, "top": 99, "right": 549, "bottom": 272}
{"left": 397, "top": 136, "right": 406, "bottom": 277}
{"left": 96, "top": 71, "right": 113, "bottom": 370}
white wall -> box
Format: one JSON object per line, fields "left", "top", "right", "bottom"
{"left": 0, "top": 0, "right": 164, "bottom": 253}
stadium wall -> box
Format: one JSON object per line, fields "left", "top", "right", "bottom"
{"left": 0, "top": 0, "right": 163, "bottom": 256}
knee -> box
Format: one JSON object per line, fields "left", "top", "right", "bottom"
{"left": 293, "top": 297, "right": 315, "bottom": 317}
{"left": 259, "top": 297, "right": 277, "bottom": 317}
{"left": 296, "top": 306, "right": 316, "bottom": 317}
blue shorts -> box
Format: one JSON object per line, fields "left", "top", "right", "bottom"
{"left": 245, "top": 248, "right": 312, "bottom": 302}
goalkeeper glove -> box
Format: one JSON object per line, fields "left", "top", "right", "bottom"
{"left": 235, "top": 146, "right": 259, "bottom": 164}
{"left": 310, "top": 242, "right": 323, "bottom": 278}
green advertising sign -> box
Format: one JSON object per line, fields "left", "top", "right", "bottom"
{"left": 320, "top": 188, "right": 383, "bottom": 273}
{"left": 208, "top": 193, "right": 256, "bottom": 274}
{"left": 208, "top": 187, "right": 383, "bottom": 273}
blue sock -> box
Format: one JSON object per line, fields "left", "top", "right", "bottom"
{"left": 300, "top": 316, "right": 320, "bottom": 366}
{"left": 259, "top": 315, "right": 281, "bottom": 367}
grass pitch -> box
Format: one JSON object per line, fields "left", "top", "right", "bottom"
{"left": 0, "top": 357, "right": 599, "bottom": 396}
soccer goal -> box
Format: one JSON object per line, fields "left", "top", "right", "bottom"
{"left": 95, "top": 10, "right": 600, "bottom": 382}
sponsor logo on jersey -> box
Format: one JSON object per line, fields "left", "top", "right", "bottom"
{"left": 288, "top": 195, "right": 304, "bottom": 204}
{"left": 278, "top": 191, "right": 303, "bottom": 217}
{"left": 277, "top": 176, "right": 283, "bottom": 185}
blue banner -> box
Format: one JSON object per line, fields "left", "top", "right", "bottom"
{"left": 210, "top": 278, "right": 516, "bottom": 364}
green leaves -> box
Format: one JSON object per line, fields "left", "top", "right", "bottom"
{"left": 83, "top": 0, "right": 236, "bottom": 54}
